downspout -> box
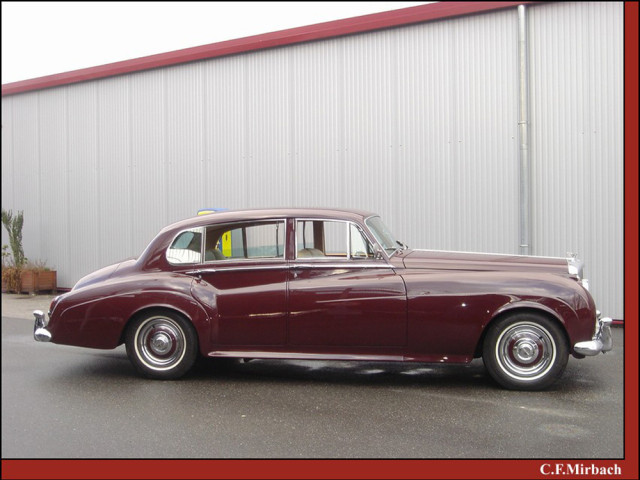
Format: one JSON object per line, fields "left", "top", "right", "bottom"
{"left": 517, "top": 4, "right": 531, "bottom": 256}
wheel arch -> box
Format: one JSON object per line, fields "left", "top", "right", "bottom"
{"left": 123, "top": 307, "right": 201, "bottom": 379}
{"left": 474, "top": 305, "right": 570, "bottom": 358}
{"left": 119, "top": 304, "right": 205, "bottom": 355}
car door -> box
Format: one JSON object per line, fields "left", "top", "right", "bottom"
{"left": 177, "top": 220, "right": 288, "bottom": 347}
{"left": 287, "top": 219, "right": 407, "bottom": 348}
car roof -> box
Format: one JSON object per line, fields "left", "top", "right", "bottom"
{"left": 163, "top": 207, "right": 379, "bottom": 232}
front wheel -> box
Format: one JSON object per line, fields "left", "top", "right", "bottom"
{"left": 482, "top": 313, "right": 568, "bottom": 390}
{"left": 125, "top": 310, "right": 198, "bottom": 379}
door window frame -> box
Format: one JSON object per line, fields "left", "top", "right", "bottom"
{"left": 293, "top": 218, "right": 382, "bottom": 262}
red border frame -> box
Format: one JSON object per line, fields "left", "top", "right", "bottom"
{"left": 1, "top": 1, "right": 536, "bottom": 96}
{"left": 622, "top": 0, "right": 640, "bottom": 478}
{"left": 0, "top": 457, "right": 637, "bottom": 480}
{"left": 1, "top": 1, "right": 637, "bottom": 479}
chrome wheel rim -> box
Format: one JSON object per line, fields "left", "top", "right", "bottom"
{"left": 134, "top": 316, "right": 186, "bottom": 371}
{"left": 495, "top": 322, "right": 556, "bottom": 381}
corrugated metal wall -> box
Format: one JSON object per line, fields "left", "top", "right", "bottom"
{"left": 528, "top": 2, "right": 624, "bottom": 319}
{"left": 1, "top": 2, "right": 624, "bottom": 319}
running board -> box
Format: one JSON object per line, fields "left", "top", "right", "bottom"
{"left": 207, "top": 351, "right": 405, "bottom": 362}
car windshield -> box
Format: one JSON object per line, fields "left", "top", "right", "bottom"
{"left": 365, "top": 216, "right": 404, "bottom": 256}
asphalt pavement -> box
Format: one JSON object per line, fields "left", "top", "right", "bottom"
{"left": 1, "top": 292, "right": 626, "bottom": 459}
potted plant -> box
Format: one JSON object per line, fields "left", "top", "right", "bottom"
{"left": 19, "top": 260, "right": 58, "bottom": 294}
{"left": 1, "top": 209, "right": 57, "bottom": 294}
{"left": 2, "top": 245, "right": 19, "bottom": 293}
{"left": 1, "top": 209, "right": 25, "bottom": 293}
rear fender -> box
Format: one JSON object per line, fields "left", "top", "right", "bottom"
{"left": 49, "top": 273, "right": 210, "bottom": 351}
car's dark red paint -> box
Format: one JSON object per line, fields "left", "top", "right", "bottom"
{"left": 35, "top": 208, "right": 612, "bottom": 390}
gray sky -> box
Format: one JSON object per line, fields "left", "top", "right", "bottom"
{"left": 1, "top": 1, "right": 431, "bottom": 84}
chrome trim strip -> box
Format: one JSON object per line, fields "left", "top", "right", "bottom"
{"left": 185, "top": 263, "right": 289, "bottom": 275}
{"left": 410, "top": 248, "right": 566, "bottom": 261}
{"left": 208, "top": 351, "right": 404, "bottom": 362}
{"left": 185, "top": 262, "right": 394, "bottom": 275}
{"left": 290, "top": 262, "right": 393, "bottom": 270}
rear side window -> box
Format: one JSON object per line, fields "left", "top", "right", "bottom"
{"left": 204, "top": 221, "right": 285, "bottom": 261}
{"left": 166, "top": 228, "right": 203, "bottom": 264}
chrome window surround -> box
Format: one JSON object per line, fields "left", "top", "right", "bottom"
{"left": 201, "top": 219, "right": 287, "bottom": 264}
{"left": 293, "top": 218, "right": 382, "bottom": 261}
{"left": 170, "top": 217, "right": 387, "bottom": 266}
{"left": 166, "top": 227, "right": 205, "bottom": 265}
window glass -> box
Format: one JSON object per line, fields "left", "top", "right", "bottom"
{"left": 365, "top": 216, "right": 398, "bottom": 252}
{"left": 296, "top": 220, "right": 371, "bottom": 259}
{"left": 204, "top": 221, "right": 285, "bottom": 261}
{"left": 350, "top": 224, "right": 373, "bottom": 259}
{"left": 296, "top": 220, "right": 314, "bottom": 257}
{"left": 296, "top": 220, "right": 335, "bottom": 258}
{"left": 323, "top": 221, "right": 347, "bottom": 257}
{"left": 166, "top": 228, "right": 203, "bottom": 264}
{"left": 244, "top": 223, "right": 284, "bottom": 258}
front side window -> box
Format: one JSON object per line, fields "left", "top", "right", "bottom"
{"left": 204, "top": 221, "right": 285, "bottom": 261}
{"left": 350, "top": 224, "right": 374, "bottom": 259}
{"left": 296, "top": 220, "right": 374, "bottom": 260}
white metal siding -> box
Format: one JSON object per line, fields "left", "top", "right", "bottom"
{"left": 9, "top": 94, "right": 42, "bottom": 265}
{"left": 1, "top": 2, "right": 624, "bottom": 319}
{"left": 129, "top": 70, "right": 169, "bottom": 250}
{"left": 38, "top": 90, "right": 70, "bottom": 274}
{"left": 529, "top": 1, "right": 624, "bottom": 318}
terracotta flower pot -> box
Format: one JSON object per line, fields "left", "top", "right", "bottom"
{"left": 19, "top": 270, "right": 57, "bottom": 294}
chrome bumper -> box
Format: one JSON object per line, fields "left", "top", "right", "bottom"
{"left": 573, "top": 317, "right": 613, "bottom": 356}
{"left": 33, "top": 310, "right": 52, "bottom": 342}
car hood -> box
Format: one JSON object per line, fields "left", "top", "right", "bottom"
{"left": 398, "top": 249, "right": 570, "bottom": 276}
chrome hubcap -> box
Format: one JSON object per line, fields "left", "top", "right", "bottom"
{"left": 135, "top": 316, "right": 186, "bottom": 371}
{"left": 150, "top": 332, "right": 172, "bottom": 355}
{"left": 513, "top": 338, "right": 540, "bottom": 364}
{"left": 496, "top": 322, "right": 556, "bottom": 381}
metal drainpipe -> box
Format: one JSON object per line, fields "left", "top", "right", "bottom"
{"left": 517, "top": 4, "right": 531, "bottom": 256}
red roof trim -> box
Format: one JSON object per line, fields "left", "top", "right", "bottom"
{"left": 2, "top": 1, "right": 539, "bottom": 96}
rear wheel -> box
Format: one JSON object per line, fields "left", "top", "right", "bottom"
{"left": 125, "top": 310, "right": 198, "bottom": 379}
{"left": 483, "top": 312, "right": 568, "bottom": 390}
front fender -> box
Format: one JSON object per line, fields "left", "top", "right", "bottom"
{"left": 403, "top": 270, "right": 596, "bottom": 359}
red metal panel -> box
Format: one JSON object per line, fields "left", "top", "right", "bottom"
{"left": 2, "top": 1, "right": 540, "bottom": 96}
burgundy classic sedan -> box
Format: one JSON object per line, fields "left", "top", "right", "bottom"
{"left": 33, "top": 208, "right": 612, "bottom": 390}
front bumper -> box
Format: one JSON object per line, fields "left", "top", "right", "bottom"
{"left": 573, "top": 316, "right": 613, "bottom": 356}
{"left": 33, "top": 310, "right": 52, "bottom": 342}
